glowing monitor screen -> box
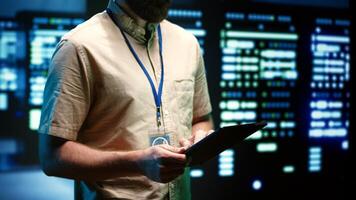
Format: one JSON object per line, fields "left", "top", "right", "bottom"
{"left": 307, "top": 17, "right": 350, "bottom": 172}
{"left": 0, "top": 20, "right": 20, "bottom": 111}
{"left": 219, "top": 12, "right": 299, "bottom": 180}
{"left": 27, "top": 16, "right": 84, "bottom": 130}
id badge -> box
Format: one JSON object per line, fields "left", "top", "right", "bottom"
{"left": 148, "top": 126, "right": 174, "bottom": 146}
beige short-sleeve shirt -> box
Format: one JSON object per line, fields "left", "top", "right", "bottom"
{"left": 38, "top": 5, "right": 212, "bottom": 200}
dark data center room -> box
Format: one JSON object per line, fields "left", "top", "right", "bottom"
{"left": 0, "top": 0, "right": 354, "bottom": 199}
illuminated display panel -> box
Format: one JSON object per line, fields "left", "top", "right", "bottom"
{"left": 0, "top": 19, "right": 26, "bottom": 133}
{"left": 219, "top": 12, "right": 299, "bottom": 181}
{"left": 0, "top": 20, "right": 20, "bottom": 111}
{"left": 190, "top": 9, "right": 351, "bottom": 198}
{"left": 0, "top": 19, "right": 26, "bottom": 170}
{"left": 26, "top": 16, "right": 84, "bottom": 130}
{"left": 167, "top": 9, "right": 351, "bottom": 196}
{"left": 220, "top": 12, "right": 298, "bottom": 138}
{"left": 0, "top": 24, "right": 17, "bottom": 94}
{"left": 308, "top": 17, "right": 350, "bottom": 173}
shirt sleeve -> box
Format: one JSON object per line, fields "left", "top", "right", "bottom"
{"left": 192, "top": 42, "right": 212, "bottom": 121}
{"left": 38, "top": 40, "right": 93, "bottom": 141}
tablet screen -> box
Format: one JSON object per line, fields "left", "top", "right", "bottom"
{"left": 186, "top": 121, "right": 267, "bottom": 166}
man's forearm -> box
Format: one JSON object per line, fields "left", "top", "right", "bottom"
{"left": 40, "top": 136, "right": 143, "bottom": 182}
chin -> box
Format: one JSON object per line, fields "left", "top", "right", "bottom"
{"left": 127, "top": 0, "right": 171, "bottom": 23}
{"left": 142, "top": 6, "right": 170, "bottom": 23}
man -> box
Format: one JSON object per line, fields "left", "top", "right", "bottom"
{"left": 38, "top": 0, "right": 213, "bottom": 199}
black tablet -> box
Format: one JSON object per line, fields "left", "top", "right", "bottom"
{"left": 185, "top": 121, "right": 268, "bottom": 166}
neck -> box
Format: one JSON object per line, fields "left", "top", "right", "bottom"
{"left": 119, "top": 2, "right": 147, "bottom": 28}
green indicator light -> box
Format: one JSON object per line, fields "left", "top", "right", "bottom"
{"left": 259, "top": 42, "right": 265, "bottom": 48}
{"left": 220, "top": 40, "right": 225, "bottom": 48}
{"left": 283, "top": 165, "right": 295, "bottom": 173}
{"left": 49, "top": 18, "right": 55, "bottom": 25}
{"left": 228, "top": 81, "right": 234, "bottom": 88}
{"left": 272, "top": 132, "right": 277, "bottom": 137}
{"left": 225, "top": 22, "right": 232, "bottom": 29}
{"left": 285, "top": 112, "right": 294, "bottom": 119}
{"left": 284, "top": 113, "right": 289, "bottom": 118}
{"left": 220, "top": 30, "right": 226, "bottom": 38}
{"left": 222, "top": 92, "right": 227, "bottom": 98}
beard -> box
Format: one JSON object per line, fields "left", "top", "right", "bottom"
{"left": 126, "top": 0, "right": 172, "bottom": 23}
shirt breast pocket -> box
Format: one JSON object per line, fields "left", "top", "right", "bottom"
{"left": 173, "top": 78, "right": 194, "bottom": 127}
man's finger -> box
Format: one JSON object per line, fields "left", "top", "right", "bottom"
{"left": 160, "top": 144, "right": 186, "bottom": 154}
{"left": 160, "top": 153, "right": 187, "bottom": 165}
{"left": 179, "top": 138, "right": 191, "bottom": 149}
{"left": 156, "top": 146, "right": 187, "bottom": 164}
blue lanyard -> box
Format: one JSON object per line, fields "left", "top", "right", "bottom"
{"left": 107, "top": 9, "right": 165, "bottom": 128}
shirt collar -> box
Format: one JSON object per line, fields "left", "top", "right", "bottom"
{"left": 107, "top": 0, "right": 158, "bottom": 46}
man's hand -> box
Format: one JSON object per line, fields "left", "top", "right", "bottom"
{"left": 137, "top": 144, "right": 187, "bottom": 183}
{"left": 179, "top": 129, "right": 214, "bottom": 149}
